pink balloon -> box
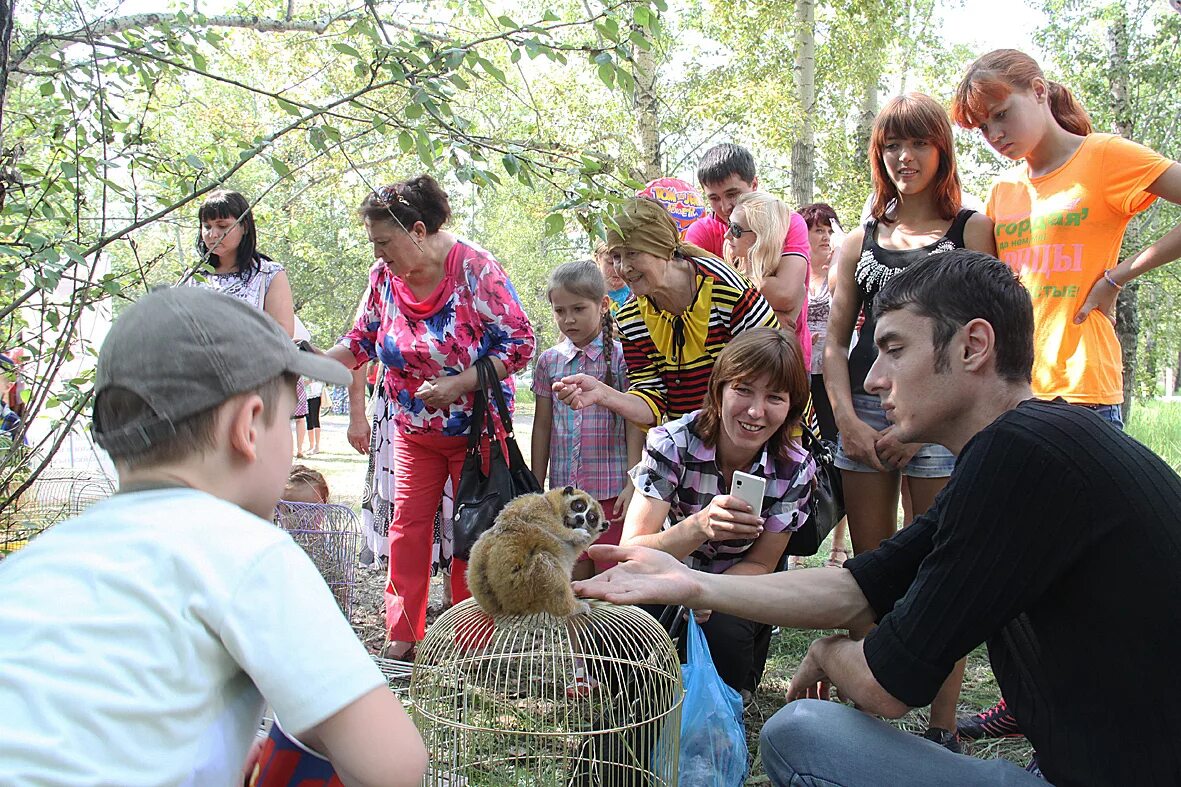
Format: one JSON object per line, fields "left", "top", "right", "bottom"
{"left": 637, "top": 178, "right": 706, "bottom": 236}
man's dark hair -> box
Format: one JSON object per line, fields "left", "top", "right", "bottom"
{"left": 875, "top": 250, "right": 1034, "bottom": 383}
{"left": 696, "top": 143, "right": 756, "bottom": 187}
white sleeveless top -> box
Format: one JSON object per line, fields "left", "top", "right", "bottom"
{"left": 185, "top": 258, "right": 283, "bottom": 311}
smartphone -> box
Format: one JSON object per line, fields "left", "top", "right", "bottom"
{"left": 730, "top": 470, "right": 766, "bottom": 512}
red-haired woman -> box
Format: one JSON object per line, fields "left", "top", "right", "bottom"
{"left": 949, "top": 49, "right": 1181, "bottom": 753}
{"left": 822, "top": 92, "right": 995, "bottom": 748}
{"left": 952, "top": 49, "right": 1181, "bottom": 429}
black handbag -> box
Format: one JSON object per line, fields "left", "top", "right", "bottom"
{"left": 783, "top": 424, "right": 847, "bottom": 557}
{"left": 452, "top": 357, "right": 542, "bottom": 561}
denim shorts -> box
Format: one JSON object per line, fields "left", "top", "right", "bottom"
{"left": 834, "top": 395, "right": 956, "bottom": 478}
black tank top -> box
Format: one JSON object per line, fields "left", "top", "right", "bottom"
{"left": 848, "top": 209, "right": 975, "bottom": 395}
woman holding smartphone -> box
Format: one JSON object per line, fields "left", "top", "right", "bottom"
{"left": 622, "top": 328, "right": 815, "bottom": 702}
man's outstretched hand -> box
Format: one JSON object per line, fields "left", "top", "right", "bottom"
{"left": 572, "top": 545, "right": 704, "bottom": 608}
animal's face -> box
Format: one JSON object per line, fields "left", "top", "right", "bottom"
{"left": 560, "top": 486, "right": 607, "bottom": 534}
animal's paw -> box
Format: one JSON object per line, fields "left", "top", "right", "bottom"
{"left": 572, "top": 599, "right": 592, "bottom": 617}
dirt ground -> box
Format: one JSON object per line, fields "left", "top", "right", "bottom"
{"left": 348, "top": 563, "right": 449, "bottom": 655}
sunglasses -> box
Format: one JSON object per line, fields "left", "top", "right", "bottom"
{"left": 726, "top": 222, "right": 756, "bottom": 239}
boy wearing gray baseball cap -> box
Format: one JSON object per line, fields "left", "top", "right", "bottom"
{"left": 0, "top": 287, "right": 426, "bottom": 786}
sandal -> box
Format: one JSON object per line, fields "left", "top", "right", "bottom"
{"left": 826, "top": 547, "right": 851, "bottom": 568}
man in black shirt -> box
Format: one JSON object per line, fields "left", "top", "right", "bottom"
{"left": 574, "top": 250, "right": 1181, "bottom": 786}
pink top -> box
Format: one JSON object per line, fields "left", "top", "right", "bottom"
{"left": 340, "top": 239, "right": 535, "bottom": 437}
{"left": 532, "top": 335, "right": 630, "bottom": 501}
{"left": 685, "top": 210, "right": 812, "bottom": 369}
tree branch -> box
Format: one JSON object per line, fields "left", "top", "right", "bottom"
{"left": 8, "top": 10, "right": 446, "bottom": 69}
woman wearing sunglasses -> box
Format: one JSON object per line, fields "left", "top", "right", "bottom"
{"left": 723, "top": 191, "right": 812, "bottom": 371}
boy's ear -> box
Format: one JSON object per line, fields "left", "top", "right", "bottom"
{"left": 961, "top": 318, "right": 995, "bottom": 373}
{"left": 226, "top": 393, "right": 265, "bottom": 463}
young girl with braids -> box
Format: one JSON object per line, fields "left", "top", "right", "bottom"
{"left": 532, "top": 260, "right": 635, "bottom": 579}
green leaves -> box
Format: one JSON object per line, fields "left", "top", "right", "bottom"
{"left": 276, "top": 97, "right": 303, "bottom": 116}
{"left": 269, "top": 156, "right": 291, "bottom": 177}
{"left": 332, "top": 42, "right": 363, "bottom": 59}
{"left": 543, "top": 213, "right": 565, "bottom": 236}
{"left": 474, "top": 56, "right": 507, "bottom": 85}
{"left": 0, "top": 0, "right": 687, "bottom": 507}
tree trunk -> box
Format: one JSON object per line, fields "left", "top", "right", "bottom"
{"left": 1107, "top": 9, "right": 1138, "bottom": 420}
{"left": 632, "top": 42, "right": 661, "bottom": 181}
{"left": 856, "top": 74, "right": 877, "bottom": 162}
{"left": 0, "top": 0, "right": 16, "bottom": 139}
{"left": 790, "top": 0, "right": 815, "bottom": 209}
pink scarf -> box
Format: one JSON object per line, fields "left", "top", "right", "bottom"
{"left": 390, "top": 241, "right": 462, "bottom": 320}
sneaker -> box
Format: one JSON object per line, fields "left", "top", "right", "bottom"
{"left": 956, "top": 698, "right": 1023, "bottom": 740}
{"left": 921, "top": 726, "right": 963, "bottom": 754}
{"left": 1025, "top": 753, "right": 1043, "bottom": 779}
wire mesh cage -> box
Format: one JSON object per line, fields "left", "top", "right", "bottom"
{"left": 1, "top": 469, "right": 116, "bottom": 556}
{"left": 273, "top": 501, "right": 362, "bottom": 616}
{"left": 411, "top": 599, "right": 683, "bottom": 786}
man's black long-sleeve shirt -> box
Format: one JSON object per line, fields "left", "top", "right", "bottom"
{"left": 846, "top": 400, "right": 1181, "bottom": 786}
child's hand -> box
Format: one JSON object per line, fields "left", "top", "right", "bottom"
{"left": 613, "top": 482, "right": 634, "bottom": 519}
{"left": 553, "top": 374, "right": 606, "bottom": 410}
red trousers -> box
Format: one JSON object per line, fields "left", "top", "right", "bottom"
{"left": 384, "top": 430, "right": 482, "bottom": 642}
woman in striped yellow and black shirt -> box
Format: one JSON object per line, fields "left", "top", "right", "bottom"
{"left": 554, "top": 197, "right": 777, "bottom": 427}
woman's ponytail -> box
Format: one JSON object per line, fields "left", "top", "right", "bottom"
{"left": 1046, "top": 81, "right": 1093, "bottom": 136}
{"left": 952, "top": 49, "right": 1094, "bottom": 138}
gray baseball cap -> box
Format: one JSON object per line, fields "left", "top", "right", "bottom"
{"left": 94, "top": 286, "right": 351, "bottom": 454}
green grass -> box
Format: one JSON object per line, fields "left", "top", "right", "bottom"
{"left": 744, "top": 539, "right": 1034, "bottom": 781}
{"left": 1127, "top": 399, "right": 1181, "bottom": 470}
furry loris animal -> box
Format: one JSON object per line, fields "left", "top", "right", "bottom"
{"left": 467, "top": 486, "right": 607, "bottom": 618}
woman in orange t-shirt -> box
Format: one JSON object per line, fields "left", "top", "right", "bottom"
{"left": 953, "top": 49, "right": 1181, "bottom": 426}
{"left": 949, "top": 48, "right": 1181, "bottom": 752}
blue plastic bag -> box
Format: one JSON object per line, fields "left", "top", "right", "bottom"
{"left": 679, "top": 614, "right": 749, "bottom": 786}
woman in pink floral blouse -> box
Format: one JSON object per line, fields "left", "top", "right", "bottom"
{"left": 325, "top": 175, "right": 535, "bottom": 657}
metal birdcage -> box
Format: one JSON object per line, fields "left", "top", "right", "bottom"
{"left": 411, "top": 599, "right": 683, "bottom": 787}
{"left": 273, "top": 501, "right": 362, "bottom": 616}
{"left": 1, "top": 469, "right": 116, "bottom": 555}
